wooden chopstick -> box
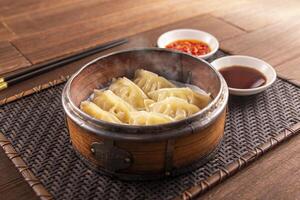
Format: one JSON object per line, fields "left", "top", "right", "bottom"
{"left": 0, "top": 38, "right": 128, "bottom": 91}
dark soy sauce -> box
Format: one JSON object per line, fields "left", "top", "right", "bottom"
{"left": 219, "top": 66, "right": 266, "bottom": 89}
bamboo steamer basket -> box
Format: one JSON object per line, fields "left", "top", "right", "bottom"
{"left": 62, "top": 48, "right": 228, "bottom": 180}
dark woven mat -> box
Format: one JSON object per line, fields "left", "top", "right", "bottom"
{"left": 1, "top": 55, "right": 300, "bottom": 200}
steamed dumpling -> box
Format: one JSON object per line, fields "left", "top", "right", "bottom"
{"left": 93, "top": 90, "right": 135, "bottom": 123}
{"left": 147, "top": 97, "right": 200, "bottom": 120}
{"left": 129, "top": 111, "right": 174, "bottom": 125}
{"left": 80, "top": 101, "right": 122, "bottom": 124}
{"left": 148, "top": 87, "right": 211, "bottom": 109}
{"left": 134, "top": 69, "right": 175, "bottom": 94}
{"left": 143, "top": 99, "right": 156, "bottom": 111}
{"left": 109, "top": 77, "right": 149, "bottom": 110}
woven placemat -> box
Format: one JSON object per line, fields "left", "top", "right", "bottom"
{"left": 0, "top": 53, "right": 300, "bottom": 200}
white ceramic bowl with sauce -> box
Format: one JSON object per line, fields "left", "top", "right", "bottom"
{"left": 211, "top": 55, "right": 277, "bottom": 96}
{"left": 157, "top": 29, "right": 219, "bottom": 59}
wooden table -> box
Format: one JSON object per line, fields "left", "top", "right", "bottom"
{"left": 0, "top": 1, "right": 299, "bottom": 199}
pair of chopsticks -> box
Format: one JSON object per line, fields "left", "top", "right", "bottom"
{"left": 0, "top": 38, "right": 128, "bottom": 91}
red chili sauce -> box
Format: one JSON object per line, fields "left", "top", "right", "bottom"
{"left": 166, "top": 39, "right": 211, "bottom": 56}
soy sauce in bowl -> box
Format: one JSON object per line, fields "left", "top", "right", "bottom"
{"left": 219, "top": 66, "right": 266, "bottom": 89}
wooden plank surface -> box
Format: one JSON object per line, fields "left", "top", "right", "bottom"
{"left": 0, "top": 41, "right": 31, "bottom": 75}
{"left": 3, "top": 0, "right": 153, "bottom": 37}
{"left": 200, "top": 134, "right": 300, "bottom": 200}
{"left": 221, "top": 19, "right": 300, "bottom": 61}
{"left": 0, "top": 14, "right": 244, "bottom": 99}
{"left": 0, "top": 22, "right": 16, "bottom": 41}
{"left": 212, "top": 0, "right": 300, "bottom": 31}
{"left": 221, "top": 18, "right": 300, "bottom": 82}
{"left": 276, "top": 57, "right": 300, "bottom": 86}
{"left": 0, "top": 148, "right": 39, "bottom": 200}
{"left": 10, "top": 0, "right": 222, "bottom": 64}
{"left": 0, "top": 0, "right": 299, "bottom": 200}
{"left": 0, "top": 0, "right": 81, "bottom": 18}
{"left": 1, "top": 0, "right": 243, "bottom": 66}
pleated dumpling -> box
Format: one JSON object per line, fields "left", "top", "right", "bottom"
{"left": 143, "top": 99, "right": 156, "bottom": 111}
{"left": 148, "top": 87, "right": 211, "bottom": 109}
{"left": 93, "top": 90, "right": 135, "bottom": 123}
{"left": 134, "top": 69, "right": 175, "bottom": 94}
{"left": 80, "top": 101, "right": 122, "bottom": 124}
{"left": 109, "top": 77, "right": 149, "bottom": 110}
{"left": 129, "top": 111, "right": 174, "bottom": 125}
{"left": 147, "top": 97, "right": 200, "bottom": 120}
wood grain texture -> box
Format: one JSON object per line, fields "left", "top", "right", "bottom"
{"left": 0, "top": 14, "right": 244, "bottom": 99}
{"left": 0, "top": 134, "right": 52, "bottom": 200}
{"left": 3, "top": 0, "right": 155, "bottom": 37}
{"left": 0, "top": 41, "right": 31, "bottom": 76}
{"left": 0, "top": 0, "right": 299, "bottom": 199}
{"left": 276, "top": 57, "right": 300, "bottom": 86}
{"left": 212, "top": 0, "right": 300, "bottom": 31}
{"left": 0, "top": 148, "right": 39, "bottom": 200}
{"left": 0, "top": 0, "right": 240, "bottom": 37}
{"left": 10, "top": 1, "right": 244, "bottom": 65}
{"left": 0, "top": 22, "right": 16, "bottom": 41}
{"left": 220, "top": 18, "right": 300, "bottom": 81}
{"left": 199, "top": 134, "right": 300, "bottom": 200}
{"left": 67, "top": 111, "right": 225, "bottom": 174}
{"left": 221, "top": 19, "right": 300, "bottom": 60}
{"left": 0, "top": 0, "right": 82, "bottom": 18}
{"left": 136, "top": 14, "right": 245, "bottom": 44}
{"left": 0, "top": 148, "right": 21, "bottom": 187}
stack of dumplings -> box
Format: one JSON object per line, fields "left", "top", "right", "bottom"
{"left": 80, "top": 69, "right": 211, "bottom": 126}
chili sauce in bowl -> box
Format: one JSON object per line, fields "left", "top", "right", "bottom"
{"left": 166, "top": 39, "right": 211, "bottom": 56}
{"left": 157, "top": 29, "right": 219, "bottom": 59}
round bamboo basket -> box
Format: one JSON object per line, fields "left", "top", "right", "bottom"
{"left": 62, "top": 48, "right": 228, "bottom": 180}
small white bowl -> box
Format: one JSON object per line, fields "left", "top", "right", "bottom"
{"left": 157, "top": 29, "right": 219, "bottom": 59}
{"left": 211, "top": 55, "right": 277, "bottom": 96}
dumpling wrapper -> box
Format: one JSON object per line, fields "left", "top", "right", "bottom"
{"left": 93, "top": 90, "right": 136, "bottom": 123}
{"left": 134, "top": 69, "right": 175, "bottom": 94}
{"left": 143, "top": 99, "right": 155, "bottom": 111}
{"left": 80, "top": 101, "right": 122, "bottom": 124}
{"left": 147, "top": 97, "right": 200, "bottom": 120}
{"left": 148, "top": 87, "right": 211, "bottom": 109}
{"left": 109, "top": 77, "right": 149, "bottom": 110}
{"left": 129, "top": 111, "right": 174, "bottom": 125}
